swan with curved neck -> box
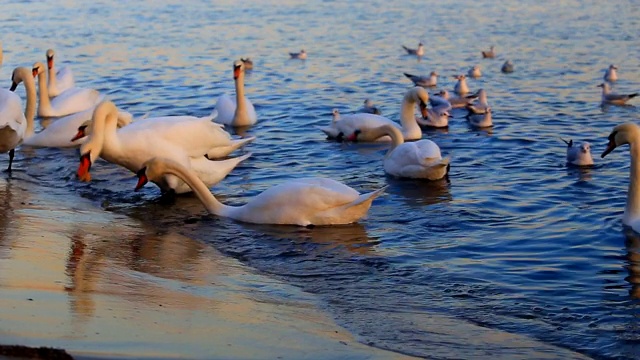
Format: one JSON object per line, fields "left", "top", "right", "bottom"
{"left": 317, "top": 87, "right": 428, "bottom": 142}
{"left": 0, "top": 67, "right": 37, "bottom": 171}
{"left": 33, "top": 62, "right": 102, "bottom": 118}
{"left": 348, "top": 124, "right": 450, "bottom": 180}
{"left": 78, "top": 100, "right": 251, "bottom": 194}
{"left": 602, "top": 123, "right": 640, "bottom": 232}
{"left": 46, "top": 49, "right": 76, "bottom": 97}
{"left": 214, "top": 60, "right": 257, "bottom": 127}
{"left": 9, "top": 66, "right": 131, "bottom": 148}
{"left": 136, "top": 157, "right": 386, "bottom": 226}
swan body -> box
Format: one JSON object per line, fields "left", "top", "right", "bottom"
{"left": 598, "top": 83, "right": 637, "bottom": 105}
{"left": 33, "top": 62, "right": 103, "bottom": 118}
{"left": 214, "top": 60, "right": 257, "bottom": 127}
{"left": 501, "top": 60, "right": 514, "bottom": 73}
{"left": 356, "top": 99, "right": 381, "bottom": 115}
{"left": 562, "top": 139, "right": 593, "bottom": 166}
{"left": 453, "top": 75, "right": 469, "bottom": 96}
{"left": 78, "top": 101, "right": 251, "bottom": 194}
{"left": 404, "top": 71, "right": 438, "bottom": 87}
{"left": 604, "top": 65, "right": 618, "bottom": 82}
{"left": 289, "top": 49, "right": 307, "bottom": 60}
{"left": 46, "top": 49, "right": 76, "bottom": 97}
{"left": 0, "top": 67, "right": 36, "bottom": 171}
{"left": 402, "top": 43, "right": 424, "bottom": 57}
{"left": 317, "top": 87, "right": 428, "bottom": 142}
{"left": 137, "top": 158, "right": 386, "bottom": 226}
{"left": 348, "top": 124, "right": 450, "bottom": 180}
{"left": 601, "top": 123, "right": 640, "bottom": 232}
{"left": 468, "top": 65, "right": 482, "bottom": 78}
{"left": 481, "top": 46, "right": 496, "bottom": 58}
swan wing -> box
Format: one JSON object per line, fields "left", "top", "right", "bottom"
{"left": 55, "top": 66, "right": 76, "bottom": 93}
{"left": 47, "top": 87, "right": 104, "bottom": 117}
{"left": 214, "top": 93, "right": 235, "bottom": 125}
{"left": 0, "top": 90, "right": 26, "bottom": 152}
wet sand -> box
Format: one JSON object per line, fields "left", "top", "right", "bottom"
{"left": 0, "top": 175, "right": 411, "bottom": 360}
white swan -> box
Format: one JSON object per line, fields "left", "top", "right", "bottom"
{"left": 404, "top": 71, "right": 438, "bottom": 87}
{"left": 468, "top": 65, "right": 482, "bottom": 78}
{"left": 46, "top": 49, "right": 76, "bottom": 97}
{"left": 214, "top": 60, "right": 257, "bottom": 127}
{"left": 598, "top": 83, "right": 637, "bottom": 105}
{"left": 402, "top": 43, "right": 424, "bottom": 57}
{"left": 604, "top": 64, "right": 618, "bottom": 83}
{"left": 136, "top": 157, "right": 386, "bottom": 226}
{"left": 33, "top": 62, "right": 103, "bottom": 118}
{"left": 317, "top": 87, "right": 428, "bottom": 142}
{"left": 453, "top": 75, "right": 469, "bottom": 96}
{"left": 78, "top": 101, "right": 251, "bottom": 194}
{"left": 561, "top": 139, "right": 593, "bottom": 166}
{"left": 347, "top": 124, "right": 450, "bottom": 180}
{"left": 601, "top": 123, "right": 640, "bottom": 232}
{"left": 10, "top": 67, "right": 132, "bottom": 148}
{"left": 0, "top": 68, "right": 36, "bottom": 171}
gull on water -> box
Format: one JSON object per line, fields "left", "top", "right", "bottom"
{"left": 468, "top": 65, "right": 482, "bottom": 78}
{"left": 481, "top": 45, "right": 495, "bottom": 58}
{"left": 604, "top": 64, "right": 618, "bottom": 82}
{"left": 289, "top": 49, "right": 307, "bottom": 60}
{"left": 357, "top": 99, "right": 381, "bottom": 115}
{"left": 561, "top": 139, "right": 594, "bottom": 166}
{"left": 501, "top": 60, "right": 514, "bottom": 73}
{"left": 598, "top": 83, "right": 637, "bottom": 105}
{"left": 403, "top": 71, "right": 438, "bottom": 87}
{"left": 402, "top": 43, "right": 424, "bottom": 57}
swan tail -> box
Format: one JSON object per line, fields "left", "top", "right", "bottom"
{"left": 353, "top": 185, "right": 388, "bottom": 206}
{"left": 314, "top": 185, "right": 387, "bottom": 225}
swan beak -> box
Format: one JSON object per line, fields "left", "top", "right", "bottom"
{"left": 77, "top": 153, "right": 93, "bottom": 182}
{"left": 47, "top": 57, "right": 53, "bottom": 69}
{"left": 135, "top": 168, "right": 148, "bottom": 191}
{"left": 419, "top": 102, "right": 428, "bottom": 119}
{"left": 346, "top": 133, "right": 358, "bottom": 142}
{"left": 601, "top": 140, "right": 617, "bottom": 158}
{"left": 70, "top": 126, "right": 87, "bottom": 142}
{"left": 9, "top": 82, "right": 17, "bottom": 92}
{"left": 233, "top": 65, "right": 241, "bottom": 79}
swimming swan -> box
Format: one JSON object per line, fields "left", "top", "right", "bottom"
{"left": 46, "top": 49, "right": 76, "bottom": 97}
{"left": 135, "top": 157, "right": 387, "bottom": 226}
{"left": 0, "top": 67, "right": 36, "bottom": 171}
{"left": 214, "top": 60, "right": 257, "bottom": 127}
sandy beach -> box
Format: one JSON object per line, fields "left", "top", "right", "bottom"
{"left": 0, "top": 173, "right": 413, "bottom": 359}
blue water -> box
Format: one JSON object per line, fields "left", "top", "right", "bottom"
{"left": 2, "top": 0, "right": 640, "bottom": 358}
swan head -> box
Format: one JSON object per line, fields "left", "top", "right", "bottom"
{"left": 9, "top": 66, "right": 30, "bottom": 91}
{"left": 135, "top": 167, "right": 150, "bottom": 191}
{"left": 408, "top": 87, "right": 429, "bottom": 119}
{"left": 46, "top": 49, "right": 55, "bottom": 69}
{"left": 602, "top": 123, "right": 640, "bottom": 158}
{"left": 135, "top": 158, "right": 168, "bottom": 191}
{"left": 233, "top": 60, "right": 245, "bottom": 79}
{"left": 32, "top": 62, "right": 46, "bottom": 78}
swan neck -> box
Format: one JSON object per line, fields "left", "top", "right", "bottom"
{"left": 399, "top": 94, "right": 422, "bottom": 138}
{"left": 626, "top": 143, "right": 640, "bottom": 222}
{"left": 22, "top": 75, "right": 37, "bottom": 136}
{"left": 47, "top": 64, "right": 56, "bottom": 88}
{"left": 164, "top": 162, "right": 229, "bottom": 215}
{"left": 235, "top": 72, "right": 246, "bottom": 112}
{"left": 376, "top": 125, "right": 404, "bottom": 157}
{"left": 36, "top": 71, "right": 52, "bottom": 110}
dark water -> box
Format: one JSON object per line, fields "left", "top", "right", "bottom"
{"left": 2, "top": 0, "right": 640, "bottom": 358}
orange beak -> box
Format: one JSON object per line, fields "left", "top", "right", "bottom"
{"left": 70, "top": 127, "right": 87, "bottom": 142}
{"left": 32, "top": 68, "right": 38, "bottom": 78}
{"left": 77, "top": 153, "right": 92, "bottom": 182}
{"left": 47, "top": 57, "right": 53, "bottom": 70}
{"left": 135, "top": 167, "right": 148, "bottom": 191}
{"left": 233, "top": 66, "right": 241, "bottom": 79}
{"left": 420, "top": 102, "right": 428, "bottom": 118}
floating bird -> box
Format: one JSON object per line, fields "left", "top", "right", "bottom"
{"left": 598, "top": 83, "right": 637, "bottom": 105}
{"left": 416, "top": 107, "right": 451, "bottom": 128}
{"left": 468, "top": 65, "right": 482, "bottom": 78}
{"left": 501, "top": 60, "right": 514, "bottom": 73}
{"left": 214, "top": 60, "right": 257, "bottom": 127}
{"left": 402, "top": 43, "right": 424, "bottom": 57}
{"left": 404, "top": 71, "right": 438, "bottom": 87}
{"left": 45, "top": 48, "right": 76, "bottom": 97}
{"left": 431, "top": 89, "right": 478, "bottom": 109}
{"left": 601, "top": 123, "right": 640, "bottom": 232}
{"left": 289, "top": 49, "right": 307, "bottom": 60}
{"left": 356, "top": 99, "right": 381, "bottom": 115}
{"left": 0, "top": 68, "right": 34, "bottom": 171}
{"left": 135, "top": 157, "right": 387, "bottom": 226}
{"left": 465, "top": 89, "right": 492, "bottom": 128}
{"left": 347, "top": 124, "right": 450, "bottom": 180}
{"left": 561, "top": 138, "right": 593, "bottom": 166}
{"left": 453, "top": 74, "right": 469, "bottom": 96}
{"left": 604, "top": 64, "right": 618, "bottom": 82}
{"left": 481, "top": 46, "right": 496, "bottom": 58}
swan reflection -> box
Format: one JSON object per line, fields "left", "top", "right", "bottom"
{"left": 623, "top": 229, "right": 640, "bottom": 299}
{"left": 384, "top": 176, "right": 452, "bottom": 208}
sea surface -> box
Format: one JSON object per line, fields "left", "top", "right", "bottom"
{"left": 1, "top": 0, "right": 640, "bottom": 359}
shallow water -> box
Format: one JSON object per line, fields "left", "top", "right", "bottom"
{"left": 1, "top": 0, "right": 640, "bottom": 358}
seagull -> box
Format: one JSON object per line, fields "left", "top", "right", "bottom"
{"left": 403, "top": 71, "right": 438, "bottom": 87}
{"left": 402, "top": 43, "right": 424, "bottom": 57}
{"left": 481, "top": 46, "right": 496, "bottom": 58}
{"left": 501, "top": 60, "right": 514, "bottom": 73}
{"left": 468, "top": 65, "right": 482, "bottom": 78}
{"left": 453, "top": 74, "right": 469, "bottom": 96}
{"left": 598, "top": 83, "right": 637, "bottom": 105}
{"left": 561, "top": 139, "right": 594, "bottom": 166}
{"left": 289, "top": 49, "right": 307, "bottom": 60}
{"left": 431, "top": 89, "right": 478, "bottom": 109}
{"left": 356, "top": 99, "right": 381, "bottom": 115}
{"left": 604, "top": 64, "right": 618, "bottom": 82}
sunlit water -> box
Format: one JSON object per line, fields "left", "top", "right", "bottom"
{"left": 2, "top": 0, "right": 640, "bottom": 358}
